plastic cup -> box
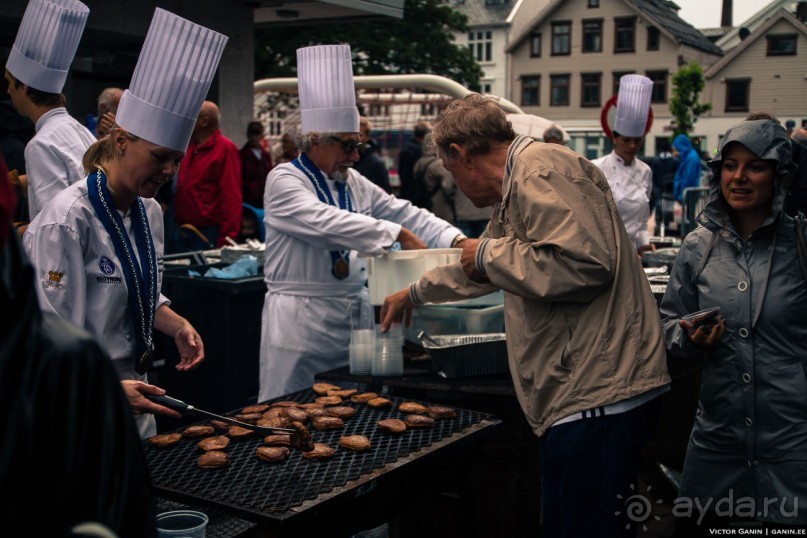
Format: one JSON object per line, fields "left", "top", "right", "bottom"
{"left": 156, "top": 510, "right": 208, "bottom": 538}
{"left": 350, "top": 329, "right": 375, "bottom": 374}
{"left": 372, "top": 324, "right": 403, "bottom": 376}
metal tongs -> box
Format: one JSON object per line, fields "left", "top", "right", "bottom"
{"left": 147, "top": 393, "right": 295, "bottom": 436}
{"left": 417, "top": 330, "right": 441, "bottom": 348}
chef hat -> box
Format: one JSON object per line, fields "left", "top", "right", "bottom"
{"left": 296, "top": 45, "right": 360, "bottom": 134}
{"left": 615, "top": 74, "right": 653, "bottom": 137}
{"left": 6, "top": 0, "right": 89, "bottom": 94}
{"left": 115, "top": 8, "right": 228, "bottom": 152}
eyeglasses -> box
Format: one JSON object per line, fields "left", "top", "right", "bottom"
{"left": 327, "top": 136, "right": 361, "bottom": 154}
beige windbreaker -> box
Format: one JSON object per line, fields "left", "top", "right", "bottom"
{"left": 410, "top": 136, "right": 670, "bottom": 436}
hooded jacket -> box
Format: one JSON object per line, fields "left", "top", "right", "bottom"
{"left": 672, "top": 134, "right": 703, "bottom": 201}
{"left": 660, "top": 120, "right": 806, "bottom": 524}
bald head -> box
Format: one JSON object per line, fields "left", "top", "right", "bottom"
{"left": 192, "top": 100, "right": 221, "bottom": 144}
{"left": 97, "top": 87, "right": 122, "bottom": 115}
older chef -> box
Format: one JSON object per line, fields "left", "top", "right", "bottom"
{"left": 23, "top": 8, "right": 228, "bottom": 438}
{"left": 259, "top": 45, "right": 466, "bottom": 400}
{"left": 592, "top": 75, "right": 655, "bottom": 255}
{"left": 4, "top": 0, "right": 96, "bottom": 221}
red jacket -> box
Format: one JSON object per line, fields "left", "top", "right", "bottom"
{"left": 239, "top": 143, "right": 272, "bottom": 207}
{"left": 175, "top": 129, "right": 242, "bottom": 247}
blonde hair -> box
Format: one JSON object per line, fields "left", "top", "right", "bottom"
{"left": 83, "top": 127, "right": 140, "bottom": 174}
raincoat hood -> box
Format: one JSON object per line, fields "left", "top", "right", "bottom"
{"left": 672, "top": 134, "right": 693, "bottom": 156}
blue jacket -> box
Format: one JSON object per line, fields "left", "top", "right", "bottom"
{"left": 672, "top": 134, "right": 702, "bottom": 201}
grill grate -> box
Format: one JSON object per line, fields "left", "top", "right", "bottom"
{"left": 144, "top": 389, "right": 490, "bottom": 521}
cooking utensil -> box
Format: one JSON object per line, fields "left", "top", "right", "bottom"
{"left": 417, "top": 330, "right": 441, "bottom": 347}
{"left": 146, "top": 394, "right": 295, "bottom": 436}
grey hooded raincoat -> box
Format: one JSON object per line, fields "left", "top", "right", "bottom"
{"left": 660, "top": 120, "right": 807, "bottom": 524}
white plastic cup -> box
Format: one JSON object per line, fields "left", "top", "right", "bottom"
{"left": 350, "top": 329, "right": 375, "bottom": 374}
{"left": 372, "top": 324, "right": 403, "bottom": 376}
{"left": 156, "top": 510, "right": 208, "bottom": 538}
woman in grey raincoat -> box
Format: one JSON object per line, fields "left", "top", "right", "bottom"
{"left": 660, "top": 119, "right": 807, "bottom": 530}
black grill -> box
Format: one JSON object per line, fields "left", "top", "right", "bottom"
{"left": 144, "top": 389, "right": 492, "bottom": 523}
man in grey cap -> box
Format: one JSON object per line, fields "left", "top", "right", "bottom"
{"left": 5, "top": 0, "right": 95, "bottom": 221}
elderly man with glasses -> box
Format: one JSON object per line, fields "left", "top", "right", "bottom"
{"left": 258, "top": 45, "right": 465, "bottom": 400}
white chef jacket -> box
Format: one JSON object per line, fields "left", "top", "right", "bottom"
{"left": 25, "top": 108, "right": 96, "bottom": 221}
{"left": 591, "top": 151, "right": 652, "bottom": 249}
{"left": 259, "top": 162, "right": 462, "bottom": 400}
{"left": 23, "top": 178, "right": 170, "bottom": 438}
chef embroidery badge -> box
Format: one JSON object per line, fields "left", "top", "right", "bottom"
{"left": 97, "top": 255, "right": 122, "bottom": 284}
{"left": 45, "top": 270, "right": 64, "bottom": 288}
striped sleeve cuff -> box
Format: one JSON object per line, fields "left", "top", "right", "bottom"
{"left": 408, "top": 281, "right": 426, "bottom": 306}
{"left": 475, "top": 238, "right": 490, "bottom": 276}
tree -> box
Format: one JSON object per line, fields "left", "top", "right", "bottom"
{"left": 669, "top": 61, "right": 711, "bottom": 137}
{"left": 254, "top": 0, "right": 483, "bottom": 90}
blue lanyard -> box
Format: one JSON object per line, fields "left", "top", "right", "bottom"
{"left": 87, "top": 170, "right": 157, "bottom": 366}
{"left": 292, "top": 154, "right": 353, "bottom": 279}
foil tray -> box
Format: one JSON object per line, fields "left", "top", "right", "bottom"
{"left": 421, "top": 333, "right": 509, "bottom": 378}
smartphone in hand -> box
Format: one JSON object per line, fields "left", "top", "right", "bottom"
{"left": 682, "top": 307, "right": 722, "bottom": 330}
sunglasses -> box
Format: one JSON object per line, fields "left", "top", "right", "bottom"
{"left": 327, "top": 136, "right": 362, "bottom": 154}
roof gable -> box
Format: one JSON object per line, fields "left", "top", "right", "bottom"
{"left": 451, "top": 0, "right": 516, "bottom": 27}
{"left": 705, "top": 8, "right": 807, "bottom": 78}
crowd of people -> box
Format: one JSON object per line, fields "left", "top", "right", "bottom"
{"left": 2, "top": 0, "right": 807, "bottom": 536}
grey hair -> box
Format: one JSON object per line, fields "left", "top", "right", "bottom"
{"left": 297, "top": 131, "right": 340, "bottom": 153}
{"left": 543, "top": 126, "right": 564, "bottom": 142}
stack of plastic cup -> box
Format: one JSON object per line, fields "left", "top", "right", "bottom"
{"left": 372, "top": 323, "right": 403, "bottom": 376}
{"left": 350, "top": 328, "right": 375, "bottom": 375}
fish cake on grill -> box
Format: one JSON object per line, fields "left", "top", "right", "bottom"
{"left": 182, "top": 425, "right": 215, "bottom": 438}
{"left": 263, "top": 434, "right": 292, "bottom": 446}
{"left": 299, "top": 402, "right": 325, "bottom": 409}
{"left": 312, "top": 415, "right": 345, "bottom": 430}
{"left": 228, "top": 426, "right": 255, "bottom": 440}
{"left": 339, "top": 435, "right": 371, "bottom": 451}
{"left": 327, "top": 406, "right": 356, "bottom": 419}
{"left": 289, "top": 421, "right": 316, "bottom": 452}
{"left": 257, "top": 417, "right": 290, "bottom": 429}
{"left": 148, "top": 432, "right": 182, "bottom": 448}
{"left": 282, "top": 407, "right": 309, "bottom": 422}
{"left": 398, "top": 401, "right": 428, "bottom": 414}
{"left": 350, "top": 392, "right": 378, "bottom": 404}
{"left": 256, "top": 446, "right": 290, "bottom": 463}
{"left": 270, "top": 400, "right": 299, "bottom": 408}
{"left": 315, "top": 395, "right": 343, "bottom": 406}
{"left": 210, "top": 419, "right": 230, "bottom": 431}
{"left": 235, "top": 413, "right": 262, "bottom": 424}
{"left": 302, "top": 443, "right": 336, "bottom": 459}
{"left": 427, "top": 405, "right": 458, "bottom": 419}
{"left": 241, "top": 404, "right": 270, "bottom": 414}
{"left": 197, "top": 450, "right": 229, "bottom": 469}
{"left": 197, "top": 435, "right": 230, "bottom": 452}
{"left": 403, "top": 414, "right": 435, "bottom": 428}
{"left": 262, "top": 407, "right": 286, "bottom": 420}
{"left": 307, "top": 407, "right": 329, "bottom": 418}
{"left": 377, "top": 418, "right": 407, "bottom": 434}
{"left": 327, "top": 389, "right": 357, "bottom": 398}
{"left": 367, "top": 397, "right": 392, "bottom": 409}
{"left": 312, "top": 382, "right": 340, "bottom": 395}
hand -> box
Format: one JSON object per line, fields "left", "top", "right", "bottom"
{"left": 97, "top": 112, "right": 116, "bottom": 138}
{"left": 638, "top": 243, "right": 656, "bottom": 256}
{"left": 174, "top": 321, "right": 205, "bottom": 371}
{"left": 458, "top": 238, "right": 488, "bottom": 283}
{"left": 396, "top": 227, "right": 428, "bottom": 250}
{"left": 121, "top": 380, "right": 182, "bottom": 418}
{"left": 380, "top": 288, "right": 415, "bottom": 332}
{"left": 679, "top": 316, "right": 726, "bottom": 348}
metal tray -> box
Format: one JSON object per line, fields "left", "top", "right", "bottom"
{"left": 421, "top": 333, "right": 509, "bottom": 378}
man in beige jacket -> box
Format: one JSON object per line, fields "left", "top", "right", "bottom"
{"left": 381, "top": 94, "right": 670, "bottom": 538}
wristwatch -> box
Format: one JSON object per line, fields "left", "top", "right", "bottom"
{"left": 451, "top": 233, "right": 468, "bottom": 248}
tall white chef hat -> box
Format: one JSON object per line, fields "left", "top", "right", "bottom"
{"left": 615, "top": 74, "right": 653, "bottom": 137}
{"left": 6, "top": 0, "right": 90, "bottom": 94}
{"left": 296, "top": 44, "right": 360, "bottom": 134}
{"left": 115, "top": 8, "right": 228, "bottom": 152}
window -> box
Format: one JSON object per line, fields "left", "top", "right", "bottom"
{"left": 767, "top": 34, "right": 797, "bottom": 56}
{"left": 552, "top": 22, "right": 571, "bottom": 56}
{"left": 582, "top": 20, "right": 603, "bottom": 53}
{"left": 581, "top": 73, "right": 602, "bottom": 107}
{"left": 481, "top": 82, "right": 492, "bottom": 94}
{"left": 468, "top": 30, "right": 493, "bottom": 62}
{"left": 725, "top": 79, "right": 751, "bottom": 112}
{"left": 522, "top": 75, "right": 540, "bottom": 106}
{"left": 646, "top": 70, "right": 668, "bottom": 103}
{"left": 647, "top": 27, "right": 660, "bottom": 51}
{"left": 550, "top": 74, "right": 570, "bottom": 106}
{"left": 588, "top": 0, "right": 599, "bottom": 6}
{"left": 614, "top": 17, "right": 636, "bottom": 53}
{"left": 612, "top": 71, "right": 632, "bottom": 96}
{"left": 530, "top": 32, "right": 542, "bottom": 57}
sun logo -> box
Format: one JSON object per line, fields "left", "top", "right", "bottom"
{"left": 615, "top": 483, "right": 663, "bottom": 531}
